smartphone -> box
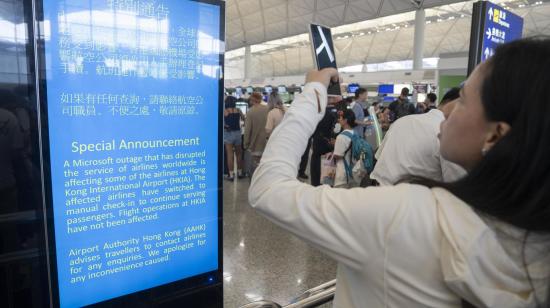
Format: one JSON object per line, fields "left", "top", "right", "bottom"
{"left": 309, "top": 23, "right": 341, "bottom": 96}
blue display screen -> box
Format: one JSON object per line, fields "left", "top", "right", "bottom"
{"left": 382, "top": 96, "right": 395, "bottom": 103}
{"left": 378, "top": 84, "right": 394, "bottom": 94}
{"left": 347, "top": 83, "right": 360, "bottom": 94}
{"left": 41, "top": 0, "right": 222, "bottom": 307}
{"left": 481, "top": 2, "right": 523, "bottom": 61}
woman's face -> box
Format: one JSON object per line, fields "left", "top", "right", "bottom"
{"left": 439, "top": 63, "right": 494, "bottom": 170}
{"left": 338, "top": 115, "right": 347, "bottom": 127}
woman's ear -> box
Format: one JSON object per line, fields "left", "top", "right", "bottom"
{"left": 482, "top": 121, "right": 511, "bottom": 152}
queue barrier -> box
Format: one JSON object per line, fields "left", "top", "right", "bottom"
{"left": 239, "top": 279, "right": 336, "bottom": 308}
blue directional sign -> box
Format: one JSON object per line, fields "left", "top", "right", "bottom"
{"left": 481, "top": 2, "right": 524, "bottom": 61}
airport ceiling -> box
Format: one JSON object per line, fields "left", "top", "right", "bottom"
{"left": 224, "top": 0, "right": 550, "bottom": 78}
{"left": 225, "top": 0, "right": 466, "bottom": 50}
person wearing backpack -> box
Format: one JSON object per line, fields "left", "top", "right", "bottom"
{"left": 333, "top": 110, "right": 362, "bottom": 187}
{"left": 389, "top": 87, "right": 415, "bottom": 122}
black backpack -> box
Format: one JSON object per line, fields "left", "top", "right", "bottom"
{"left": 394, "top": 100, "right": 415, "bottom": 119}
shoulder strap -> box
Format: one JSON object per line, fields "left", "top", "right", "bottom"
{"left": 340, "top": 131, "right": 354, "bottom": 182}
{"left": 341, "top": 131, "right": 354, "bottom": 156}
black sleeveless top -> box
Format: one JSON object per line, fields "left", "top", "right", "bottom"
{"left": 224, "top": 112, "right": 240, "bottom": 131}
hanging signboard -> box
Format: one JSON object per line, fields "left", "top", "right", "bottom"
{"left": 468, "top": 1, "right": 523, "bottom": 75}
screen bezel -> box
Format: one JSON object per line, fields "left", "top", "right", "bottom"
{"left": 33, "top": 0, "right": 225, "bottom": 307}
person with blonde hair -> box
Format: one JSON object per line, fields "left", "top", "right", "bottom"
{"left": 244, "top": 92, "right": 269, "bottom": 176}
{"left": 265, "top": 92, "right": 286, "bottom": 136}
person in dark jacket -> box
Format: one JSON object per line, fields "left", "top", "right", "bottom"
{"left": 310, "top": 100, "right": 347, "bottom": 186}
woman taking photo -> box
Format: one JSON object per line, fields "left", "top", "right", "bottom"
{"left": 249, "top": 37, "right": 550, "bottom": 307}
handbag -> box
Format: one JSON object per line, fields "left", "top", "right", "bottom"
{"left": 320, "top": 153, "right": 336, "bottom": 187}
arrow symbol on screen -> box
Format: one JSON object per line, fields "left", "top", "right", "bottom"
{"left": 488, "top": 7, "right": 493, "bottom": 19}
{"left": 486, "top": 29, "right": 492, "bottom": 39}
{"left": 316, "top": 26, "right": 335, "bottom": 63}
{"left": 484, "top": 48, "right": 491, "bottom": 59}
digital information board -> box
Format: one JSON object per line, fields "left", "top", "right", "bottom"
{"left": 39, "top": 0, "right": 223, "bottom": 307}
{"left": 468, "top": 1, "right": 523, "bottom": 75}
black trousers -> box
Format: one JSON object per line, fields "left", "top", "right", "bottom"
{"left": 310, "top": 136, "right": 332, "bottom": 186}
{"left": 298, "top": 137, "right": 312, "bottom": 175}
{"left": 310, "top": 150, "right": 322, "bottom": 186}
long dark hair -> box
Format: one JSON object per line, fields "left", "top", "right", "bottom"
{"left": 413, "top": 37, "right": 550, "bottom": 306}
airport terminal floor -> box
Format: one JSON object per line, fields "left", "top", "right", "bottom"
{"left": 222, "top": 179, "right": 336, "bottom": 307}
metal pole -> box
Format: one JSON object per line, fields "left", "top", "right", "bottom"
{"left": 413, "top": 8, "right": 425, "bottom": 70}
{"left": 244, "top": 45, "right": 252, "bottom": 79}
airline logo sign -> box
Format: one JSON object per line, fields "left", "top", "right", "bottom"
{"left": 481, "top": 2, "right": 523, "bottom": 61}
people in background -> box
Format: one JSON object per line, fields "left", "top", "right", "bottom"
{"left": 333, "top": 109, "right": 357, "bottom": 188}
{"left": 244, "top": 92, "right": 269, "bottom": 176}
{"left": 415, "top": 92, "right": 438, "bottom": 114}
{"left": 250, "top": 37, "right": 550, "bottom": 307}
{"left": 389, "top": 87, "right": 415, "bottom": 122}
{"left": 425, "top": 92, "right": 438, "bottom": 111}
{"left": 371, "top": 101, "right": 380, "bottom": 115}
{"left": 350, "top": 88, "right": 366, "bottom": 139}
{"left": 371, "top": 87, "right": 466, "bottom": 185}
{"left": 223, "top": 96, "right": 245, "bottom": 180}
{"left": 309, "top": 101, "right": 339, "bottom": 186}
{"left": 378, "top": 106, "right": 391, "bottom": 133}
{"left": 265, "top": 92, "right": 285, "bottom": 136}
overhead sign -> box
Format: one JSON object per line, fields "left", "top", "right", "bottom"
{"left": 481, "top": 2, "right": 524, "bottom": 61}
{"left": 38, "top": 0, "right": 224, "bottom": 307}
{"left": 468, "top": 1, "right": 524, "bottom": 74}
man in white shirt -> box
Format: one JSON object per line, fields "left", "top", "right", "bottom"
{"left": 371, "top": 88, "right": 466, "bottom": 185}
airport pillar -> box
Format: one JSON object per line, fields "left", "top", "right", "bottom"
{"left": 413, "top": 8, "right": 426, "bottom": 70}
{"left": 245, "top": 45, "right": 252, "bottom": 79}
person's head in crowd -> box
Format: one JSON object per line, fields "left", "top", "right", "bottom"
{"left": 355, "top": 88, "right": 367, "bottom": 103}
{"left": 433, "top": 37, "right": 550, "bottom": 236}
{"left": 372, "top": 102, "right": 380, "bottom": 113}
{"left": 425, "top": 93, "right": 437, "bottom": 108}
{"left": 338, "top": 109, "right": 357, "bottom": 130}
{"left": 344, "top": 96, "right": 353, "bottom": 106}
{"left": 224, "top": 95, "right": 237, "bottom": 109}
{"left": 267, "top": 92, "right": 283, "bottom": 110}
{"left": 400, "top": 87, "right": 409, "bottom": 99}
{"left": 335, "top": 99, "right": 349, "bottom": 112}
{"left": 249, "top": 92, "right": 262, "bottom": 106}
{"left": 438, "top": 87, "right": 460, "bottom": 118}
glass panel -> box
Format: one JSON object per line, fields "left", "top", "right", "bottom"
{"left": 0, "top": 0, "right": 49, "bottom": 307}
